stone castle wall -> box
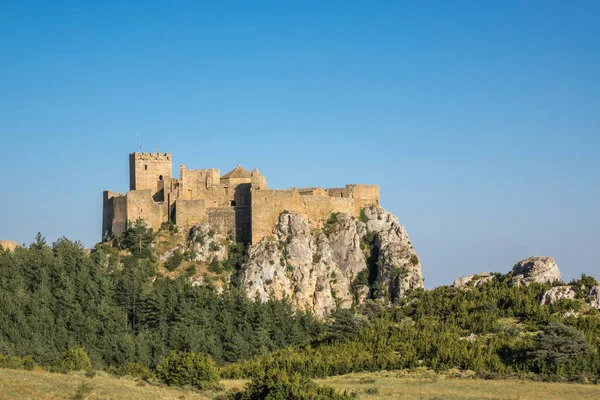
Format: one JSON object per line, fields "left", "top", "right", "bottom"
{"left": 103, "top": 152, "right": 380, "bottom": 244}
{"left": 250, "top": 189, "right": 356, "bottom": 243}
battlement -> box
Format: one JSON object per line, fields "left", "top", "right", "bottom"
{"left": 103, "top": 152, "right": 379, "bottom": 244}
{"left": 132, "top": 152, "right": 172, "bottom": 160}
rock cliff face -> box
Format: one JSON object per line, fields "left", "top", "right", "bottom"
{"left": 540, "top": 286, "right": 577, "bottom": 305}
{"left": 188, "top": 223, "right": 229, "bottom": 263}
{"left": 241, "top": 206, "right": 423, "bottom": 317}
{"left": 510, "top": 256, "right": 561, "bottom": 287}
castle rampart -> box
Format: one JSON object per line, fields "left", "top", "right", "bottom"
{"left": 103, "top": 152, "right": 379, "bottom": 244}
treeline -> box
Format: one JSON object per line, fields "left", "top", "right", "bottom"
{"left": 222, "top": 275, "right": 600, "bottom": 382}
{"left": 0, "top": 234, "right": 322, "bottom": 370}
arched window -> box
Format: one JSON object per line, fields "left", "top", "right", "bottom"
{"left": 230, "top": 200, "right": 236, "bottom": 207}
{"left": 159, "top": 175, "right": 163, "bottom": 181}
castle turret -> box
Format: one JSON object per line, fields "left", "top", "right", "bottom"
{"left": 129, "top": 152, "right": 172, "bottom": 201}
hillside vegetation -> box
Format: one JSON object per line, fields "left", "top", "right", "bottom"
{"left": 1, "top": 228, "right": 599, "bottom": 398}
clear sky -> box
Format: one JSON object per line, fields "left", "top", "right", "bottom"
{"left": 1, "top": 1, "right": 598, "bottom": 287}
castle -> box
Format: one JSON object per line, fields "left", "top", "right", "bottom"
{"left": 103, "top": 153, "right": 380, "bottom": 244}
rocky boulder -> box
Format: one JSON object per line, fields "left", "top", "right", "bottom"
{"left": 452, "top": 272, "right": 496, "bottom": 289}
{"left": 510, "top": 256, "right": 561, "bottom": 286}
{"left": 241, "top": 206, "right": 423, "bottom": 317}
{"left": 188, "top": 223, "right": 229, "bottom": 263}
{"left": 588, "top": 286, "right": 600, "bottom": 309}
{"left": 0, "top": 240, "right": 18, "bottom": 252}
{"left": 540, "top": 285, "right": 577, "bottom": 305}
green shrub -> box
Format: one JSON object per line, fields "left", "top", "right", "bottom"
{"left": 359, "top": 209, "right": 369, "bottom": 223}
{"left": 0, "top": 354, "right": 25, "bottom": 369}
{"left": 531, "top": 323, "right": 594, "bottom": 374}
{"left": 239, "top": 369, "right": 352, "bottom": 400}
{"left": 123, "top": 362, "right": 150, "bottom": 378}
{"left": 155, "top": 351, "right": 219, "bottom": 389}
{"left": 22, "top": 355, "right": 37, "bottom": 371}
{"left": 57, "top": 347, "right": 92, "bottom": 371}
{"left": 164, "top": 250, "right": 184, "bottom": 271}
{"left": 208, "top": 258, "right": 223, "bottom": 274}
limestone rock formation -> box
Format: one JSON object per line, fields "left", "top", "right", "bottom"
{"left": 364, "top": 206, "right": 423, "bottom": 300}
{"left": 241, "top": 206, "right": 423, "bottom": 317}
{"left": 540, "top": 285, "right": 577, "bottom": 305}
{"left": 510, "top": 256, "right": 561, "bottom": 287}
{"left": 188, "top": 223, "right": 229, "bottom": 263}
{"left": 452, "top": 272, "right": 496, "bottom": 289}
{"left": 588, "top": 286, "right": 600, "bottom": 309}
{"left": 0, "top": 241, "right": 18, "bottom": 252}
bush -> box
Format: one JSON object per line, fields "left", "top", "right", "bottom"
{"left": 123, "top": 362, "right": 150, "bottom": 378}
{"left": 57, "top": 347, "right": 92, "bottom": 371}
{"left": 0, "top": 354, "right": 25, "bottom": 369}
{"left": 22, "top": 355, "right": 37, "bottom": 371}
{"left": 531, "top": 323, "right": 594, "bottom": 375}
{"left": 164, "top": 250, "right": 184, "bottom": 271}
{"left": 239, "top": 369, "right": 352, "bottom": 400}
{"left": 359, "top": 209, "right": 369, "bottom": 223}
{"left": 155, "top": 351, "right": 219, "bottom": 389}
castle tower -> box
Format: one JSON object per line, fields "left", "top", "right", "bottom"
{"left": 129, "top": 152, "right": 172, "bottom": 201}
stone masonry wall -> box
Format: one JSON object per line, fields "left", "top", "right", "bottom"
{"left": 348, "top": 184, "right": 380, "bottom": 215}
{"left": 207, "top": 207, "right": 236, "bottom": 237}
{"left": 130, "top": 153, "right": 172, "bottom": 199}
{"left": 175, "top": 199, "right": 207, "bottom": 229}
{"left": 250, "top": 189, "right": 355, "bottom": 243}
{"left": 102, "top": 191, "right": 127, "bottom": 237}
{"left": 126, "top": 189, "right": 168, "bottom": 231}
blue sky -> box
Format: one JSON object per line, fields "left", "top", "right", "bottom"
{"left": 1, "top": 1, "right": 598, "bottom": 287}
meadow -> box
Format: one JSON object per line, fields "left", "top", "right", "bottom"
{"left": 2, "top": 368, "right": 600, "bottom": 400}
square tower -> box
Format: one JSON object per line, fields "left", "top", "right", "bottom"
{"left": 129, "top": 152, "right": 172, "bottom": 201}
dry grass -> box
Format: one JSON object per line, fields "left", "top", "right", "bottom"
{"left": 315, "top": 371, "right": 600, "bottom": 400}
{"left": 3, "top": 368, "right": 599, "bottom": 400}
{"left": 0, "top": 368, "right": 212, "bottom": 400}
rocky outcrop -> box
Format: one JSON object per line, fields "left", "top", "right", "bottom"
{"left": 188, "top": 223, "right": 229, "bottom": 263}
{"left": 364, "top": 206, "right": 423, "bottom": 300}
{"left": 510, "top": 256, "right": 561, "bottom": 287}
{"left": 241, "top": 206, "right": 423, "bottom": 317}
{"left": 588, "top": 286, "right": 600, "bottom": 309}
{"left": 0, "top": 241, "right": 18, "bottom": 252}
{"left": 453, "top": 256, "right": 561, "bottom": 291}
{"left": 540, "top": 285, "right": 577, "bottom": 305}
{"left": 452, "top": 272, "right": 496, "bottom": 289}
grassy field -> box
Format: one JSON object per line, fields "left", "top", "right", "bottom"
{"left": 0, "top": 368, "right": 219, "bottom": 400}
{"left": 2, "top": 368, "right": 600, "bottom": 400}
{"left": 315, "top": 371, "right": 600, "bottom": 400}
